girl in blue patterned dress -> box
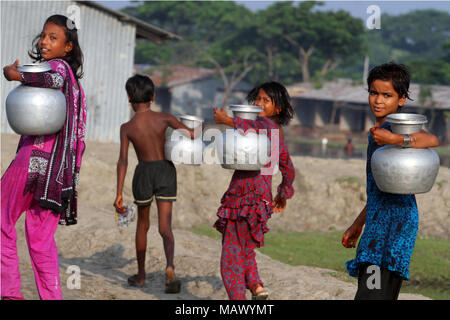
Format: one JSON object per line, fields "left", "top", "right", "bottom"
{"left": 342, "top": 63, "right": 439, "bottom": 300}
{"left": 213, "top": 82, "right": 295, "bottom": 300}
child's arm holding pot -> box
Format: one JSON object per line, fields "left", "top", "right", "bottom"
{"left": 3, "top": 59, "right": 23, "bottom": 82}
{"left": 213, "top": 107, "right": 234, "bottom": 127}
{"left": 4, "top": 59, "right": 66, "bottom": 88}
{"left": 167, "top": 114, "right": 197, "bottom": 139}
{"left": 370, "top": 127, "right": 439, "bottom": 148}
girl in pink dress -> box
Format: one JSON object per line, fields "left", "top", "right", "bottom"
{"left": 213, "top": 81, "right": 295, "bottom": 300}
{"left": 1, "top": 15, "right": 86, "bottom": 300}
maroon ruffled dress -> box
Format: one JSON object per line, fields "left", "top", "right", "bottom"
{"left": 214, "top": 116, "right": 295, "bottom": 246}
{"left": 215, "top": 116, "right": 295, "bottom": 299}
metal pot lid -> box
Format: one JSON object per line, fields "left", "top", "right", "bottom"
{"left": 387, "top": 113, "right": 427, "bottom": 125}
{"left": 229, "top": 105, "right": 262, "bottom": 113}
{"left": 179, "top": 115, "right": 204, "bottom": 122}
{"left": 17, "top": 62, "right": 52, "bottom": 73}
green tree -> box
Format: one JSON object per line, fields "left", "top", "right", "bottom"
{"left": 379, "top": 9, "right": 450, "bottom": 59}
{"left": 123, "top": 0, "right": 251, "bottom": 42}
{"left": 262, "top": 1, "right": 364, "bottom": 82}
{"left": 252, "top": 2, "right": 298, "bottom": 81}
{"left": 359, "top": 10, "right": 449, "bottom": 86}
{"left": 313, "top": 10, "right": 365, "bottom": 77}
{"left": 405, "top": 41, "right": 450, "bottom": 85}
{"left": 364, "top": 10, "right": 450, "bottom": 65}
{"left": 122, "top": 1, "right": 262, "bottom": 106}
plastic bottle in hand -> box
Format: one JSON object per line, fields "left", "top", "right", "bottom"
{"left": 115, "top": 205, "right": 136, "bottom": 227}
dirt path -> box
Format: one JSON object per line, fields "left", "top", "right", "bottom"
{"left": 2, "top": 133, "right": 438, "bottom": 300}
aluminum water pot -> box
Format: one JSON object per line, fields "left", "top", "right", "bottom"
{"left": 165, "top": 115, "right": 204, "bottom": 165}
{"left": 371, "top": 113, "right": 440, "bottom": 194}
{"left": 217, "top": 105, "right": 271, "bottom": 171}
{"left": 5, "top": 62, "right": 66, "bottom": 135}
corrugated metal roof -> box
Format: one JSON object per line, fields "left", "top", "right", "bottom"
{"left": 76, "top": 1, "right": 181, "bottom": 42}
{"left": 287, "top": 79, "right": 450, "bottom": 110}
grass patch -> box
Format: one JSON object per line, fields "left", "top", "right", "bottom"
{"left": 404, "top": 236, "right": 450, "bottom": 300}
{"left": 335, "top": 177, "right": 360, "bottom": 184}
{"left": 435, "top": 146, "right": 450, "bottom": 157}
{"left": 190, "top": 225, "right": 449, "bottom": 300}
{"left": 191, "top": 224, "right": 222, "bottom": 241}
{"left": 436, "top": 180, "right": 448, "bottom": 190}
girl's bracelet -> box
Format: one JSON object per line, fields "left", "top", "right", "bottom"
{"left": 401, "top": 134, "right": 411, "bottom": 148}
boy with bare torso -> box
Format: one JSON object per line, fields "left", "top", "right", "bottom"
{"left": 114, "top": 74, "right": 195, "bottom": 293}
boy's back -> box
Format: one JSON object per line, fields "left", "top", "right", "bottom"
{"left": 123, "top": 110, "right": 187, "bottom": 162}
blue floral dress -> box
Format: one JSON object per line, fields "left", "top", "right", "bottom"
{"left": 346, "top": 121, "right": 419, "bottom": 280}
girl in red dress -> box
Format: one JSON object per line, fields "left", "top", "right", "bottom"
{"left": 213, "top": 81, "right": 295, "bottom": 300}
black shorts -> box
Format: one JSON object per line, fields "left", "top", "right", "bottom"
{"left": 132, "top": 160, "right": 177, "bottom": 206}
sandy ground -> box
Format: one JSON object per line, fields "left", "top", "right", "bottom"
{"left": 2, "top": 133, "right": 447, "bottom": 300}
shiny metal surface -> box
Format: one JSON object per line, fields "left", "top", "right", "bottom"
{"left": 6, "top": 84, "right": 66, "bottom": 135}
{"left": 165, "top": 115, "right": 204, "bottom": 165}
{"left": 17, "top": 62, "right": 52, "bottom": 73}
{"left": 179, "top": 114, "right": 204, "bottom": 129}
{"left": 387, "top": 113, "right": 427, "bottom": 134}
{"left": 371, "top": 145, "right": 440, "bottom": 194}
{"left": 371, "top": 113, "right": 440, "bottom": 194}
{"left": 229, "top": 105, "right": 262, "bottom": 120}
{"left": 217, "top": 105, "right": 270, "bottom": 170}
{"left": 218, "top": 129, "right": 271, "bottom": 170}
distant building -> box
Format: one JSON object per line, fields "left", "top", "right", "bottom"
{"left": 1, "top": 1, "right": 179, "bottom": 143}
{"left": 145, "top": 65, "right": 253, "bottom": 122}
{"left": 287, "top": 79, "right": 450, "bottom": 142}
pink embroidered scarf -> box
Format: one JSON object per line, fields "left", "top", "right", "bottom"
{"left": 18, "top": 59, "right": 86, "bottom": 225}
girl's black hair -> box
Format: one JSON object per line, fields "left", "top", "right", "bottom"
{"left": 29, "top": 15, "right": 84, "bottom": 80}
{"left": 246, "top": 81, "right": 294, "bottom": 126}
{"left": 367, "top": 62, "right": 412, "bottom": 101}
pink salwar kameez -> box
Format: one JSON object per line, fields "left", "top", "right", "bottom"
{"left": 1, "top": 59, "right": 86, "bottom": 300}
{"left": 1, "top": 136, "right": 61, "bottom": 299}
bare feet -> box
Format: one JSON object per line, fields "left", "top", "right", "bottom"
{"left": 251, "top": 284, "right": 269, "bottom": 300}
{"left": 252, "top": 284, "right": 264, "bottom": 295}
{"left": 165, "top": 266, "right": 176, "bottom": 283}
{"left": 128, "top": 274, "right": 145, "bottom": 287}
{"left": 165, "top": 266, "right": 181, "bottom": 293}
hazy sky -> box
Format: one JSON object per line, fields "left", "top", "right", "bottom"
{"left": 97, "top": 1, "right": 450, "bottom": 20}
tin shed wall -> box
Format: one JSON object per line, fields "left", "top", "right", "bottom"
{"left": 1, "top": 1, "right": 135, "bottom": 142}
